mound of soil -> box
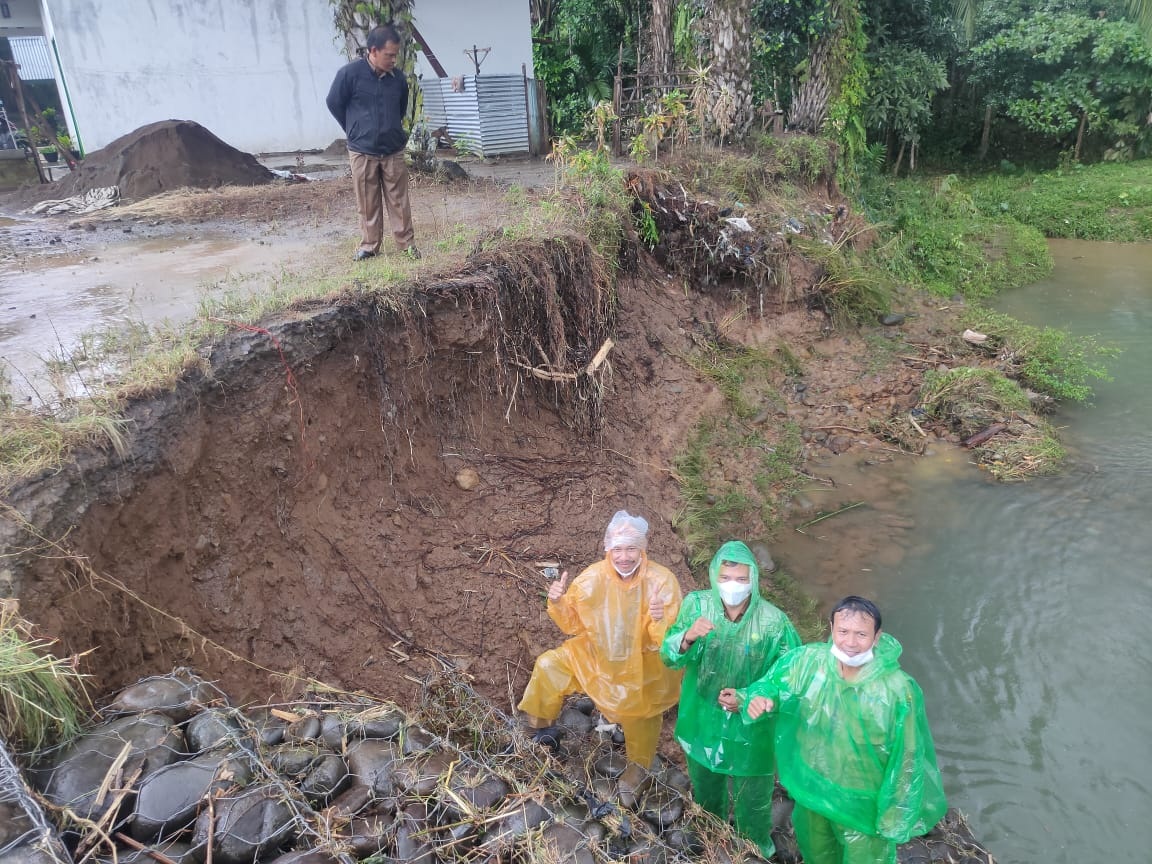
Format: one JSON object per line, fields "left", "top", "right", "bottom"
{"left": 32, "top": 120, "right": 273, "bottom": 204}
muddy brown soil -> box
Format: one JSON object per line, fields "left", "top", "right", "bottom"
{"left": 3, "top": 172, "right": 965, "bottom": 768}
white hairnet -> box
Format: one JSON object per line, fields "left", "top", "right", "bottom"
{"left": 603, "top": 510, "right": 649, "bottom": 551}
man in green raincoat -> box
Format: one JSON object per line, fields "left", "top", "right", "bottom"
{"left": 741, "top": 595, "right": 947, "bottom": 864}
{"left": 661, "top": 540, "right": 801, "bottom": 857}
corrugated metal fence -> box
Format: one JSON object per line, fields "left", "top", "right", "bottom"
{"left": 421, "top": 74, "right": 530, "bottom": 157}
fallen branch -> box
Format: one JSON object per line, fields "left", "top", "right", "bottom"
{"left": 963, "top": 423, "right": 1007, "bottom": 449}
{"left": 795, "top": 501, "right": 865, "bottom": 533}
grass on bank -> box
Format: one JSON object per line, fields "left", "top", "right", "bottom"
{"left": 965, "top": 160, "right": 1152, "bottom": 241}
{"left": 0, "top": 599, "right": 88, "bottom": 753}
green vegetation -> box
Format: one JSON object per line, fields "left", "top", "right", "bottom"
{"left": 864, "top": 174, "right": 1053, "bottom": 298}
{"left": 963, "top": 308, "right": 1115, "bottom": 402}
{"left": 965, "top": 161, "right": 1152, "bottom": 241}
{"left": 920, "top": 367, "right": 1066, "bottom": 480}
{"left": 0, "top": 600, "right": 88, "bottom": 753}
{"left": 672, "top": 419, "right": 821, "bottom": 636}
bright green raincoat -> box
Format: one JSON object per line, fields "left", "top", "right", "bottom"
{"left": 740, "top": 633, "right": 947, "bottom": 844}
{"left": 661, "top": 541, "right": 800, "bottom": 775}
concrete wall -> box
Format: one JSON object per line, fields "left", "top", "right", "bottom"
{"left": 0, "top": 0, "right": 44, "bottom": 33}
{"left": 36, "top": 0, "right": 533, "bottom": 155}
{"left": 414, "top": 0, "right": 533, "bottom": 80}
{"left": 43, "top": 0, "right": 349, "bottom": 153}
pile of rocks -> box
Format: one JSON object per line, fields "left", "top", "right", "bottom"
{"left": 12, "top": 670, "right": 993, "bottom": 864}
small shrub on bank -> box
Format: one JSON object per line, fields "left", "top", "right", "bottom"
{"left": 964, "top": 308, "right": 1115, "bottom": 403}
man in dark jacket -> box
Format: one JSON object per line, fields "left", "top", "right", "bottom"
{"left": 326, "top": 25, "right": 419, "bottom": 261}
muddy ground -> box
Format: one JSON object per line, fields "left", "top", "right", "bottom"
{"left": 2, "top": 163, "right": 967, "bottom": 769}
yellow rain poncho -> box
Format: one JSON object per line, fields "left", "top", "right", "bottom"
{"left": 740, "top": 633, "right": 947, "bottom": 864}
{"left": 661, "top": 540, "right": 800, "bottom": 856}
{"left": 519, "top": 512, "right": 683, "bottom": 766}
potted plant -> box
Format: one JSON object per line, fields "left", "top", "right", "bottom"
{"left": 56, "top": 133, "right": 79, "bottom": 160}
{"left": 39, "top": 144, "right": 58, "bottom": 163}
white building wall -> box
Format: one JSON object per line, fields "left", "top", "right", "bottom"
{"left": 43, "top": 0, "right": 349, "bottom": 153}
{"left": 414, "top": 0, "right": 533, "bottom": 80}
{"left": 0, "top": 0, "right": 44, "bottom": 32}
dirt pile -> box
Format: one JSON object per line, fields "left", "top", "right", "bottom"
{"left": 35, "top": 120, "right": 273, "bottom": 204}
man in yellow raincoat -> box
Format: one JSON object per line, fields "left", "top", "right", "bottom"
{"left": 518, "top": 510, "right": 683, "bottom": 767}
{"left": 741, "top": 596, "right": 947, "bottom": 864}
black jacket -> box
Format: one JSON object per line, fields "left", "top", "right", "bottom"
{"left": 326, "top": 58, "right": 409, "bottom": 157}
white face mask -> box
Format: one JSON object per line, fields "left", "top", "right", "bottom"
{"left": 613, "top": 561, "right": 642, "bottom": 578}
{"left": 717, "top": 581, "right": 753, "bottom": 607}
{"left": 830, "top": 644, "right": 874, "bottom": 667}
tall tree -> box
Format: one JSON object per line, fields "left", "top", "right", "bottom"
{"left": 651, "top": 0, "right": 676, "bottom": 82}
{"left": 706, "top": 0, "right": 756, "bottom": 137}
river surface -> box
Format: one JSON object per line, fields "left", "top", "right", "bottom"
{"left": 776, "top": 239, "right": 1152, "bottom": 863}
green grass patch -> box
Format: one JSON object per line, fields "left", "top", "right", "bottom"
{"left": 965, "top": 160, "right": 1152, "bottom": 241}
{"left": 863, "top": 175, "right": 1052, "bottom": 298}
{"left": 671, "top": 417, "right": 819, "bottom": 633}
{"left": 963, "top": 308, "right": 1115, "bottom": 403}
{"left": 0, "top": 600, "right": 89, "bottom": 753}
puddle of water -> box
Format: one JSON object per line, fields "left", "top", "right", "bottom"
{"left": 0, "top": 232, "right": 316, "bottom": 402}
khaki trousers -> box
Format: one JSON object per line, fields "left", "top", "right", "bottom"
{"left": 349, "top": 150, "right": 414, "bottom": 254}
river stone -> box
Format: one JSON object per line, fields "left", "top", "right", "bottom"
{"left": 581, "top": 820, "right": 608, "bottom": 843}
{"left": 0, "top": 842, "right": 58, "bottom": 864}
{"left": 245, "top": 708, "right": 287, "bottom": 746}
{"left": 346, "top": 805, "right": 396, "bottom": 857}
{"left": 324, "top": 783, "right": 373, "bottom": 818}
{"left": 558, "top": 707, "right": 595, "bottom": 735}
{"left": 749, "top": 541, "right": 777, "bottom": 575}
{"left": 106, "top": 672, "right": 219, "bottom": 722}
{"left": 284, "top": 714, "right": 322, "bottom": 743}
{"left": 590, "top": 777, "right": 615, "bottom": 802}
{"left": 880, "top": 312, "right": 906, "bottom": 326}
{"left": 395, "top": 801, "right": 435, "bottom": 864}
{"left": 393, "top": 750, "right": 455, "bottom": 796}
{"left": 96, "top": 841, "right": 199, "bottom": 864}
{"left": 617, "top": 762, "right": 650, "bottom": 810}
{"left": 265, "top": 851, "right": 345, "bottom": 864}
{"left": 345, "top": 739, "right": 399, "bottom": 796}
{"left": 572, "top": 696, "right": 596, "bottom": 715}
{"left": 299, "top": 754, "right": 350, "bottom": 805}
{"left": 0, "top": 802, "right": 32, "bottom": 846}
{"left": 479, "top": 799, "right": 550, "bottom": 847}
{"left": 538, "top": 821, "right": 596, "bottom": 864}
{"left": 319, "top": 714, "right": 346, "bottom": 751}
{"left": 346, "top": 710, "right": 404, "bottom": 741}
{"left": 592, "top": 752, "right": 628, "bottom": 779}
{"left": 131, "top": 752, "right": 251, "bottom": 841}
{"left": 454, "top": 467, "right": 480, "bottom": 491}
{"left": 32, "top": 713, "right": 184, "bottom": 821}
{"left": 828, "top": 434, "right": 854, "bottom": 454}
{"left": 665, "top": 828, "right": 704, "bottom": 855}
{"left": 270, "top": 743, "right": 322, "bottom": 778}
{"left": 186, "top": 708, "right": 243, "bottom": 753}
{"left": 447, "top": 767, "right": 510, "bottom": 813}
{"left": 640, "top": 787, "right": 683, "bottom": 828}
{"left": 191, "top": 784, "right": 296, "bottom": 863}
{"left": 400, "top": 725, "right": 436, "bottom": 754}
